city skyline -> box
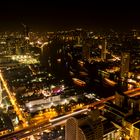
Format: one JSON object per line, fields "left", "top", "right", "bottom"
{"left": 0, "top": 5, "right": 140, "bottom": 138}
{"left": 0, "top": 1, "right": 140, "bottom": 31}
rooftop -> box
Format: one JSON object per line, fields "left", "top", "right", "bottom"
{"left": 134, "top": 121, "right": 140, "bottom": 129}
{"left": 125, "top": 114, "right": 140, "bottom": 124}
{"left": 74, "top": 114, "right": 87, "bottom": 120}
{"left": 103, "top": 120, "right": 117, "bottom": 135}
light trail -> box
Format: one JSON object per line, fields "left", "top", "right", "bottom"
{"left": 124, "top": 88, "right": 140, "bottom": 95}
{"left": 49, "top": 108, "right": 88, "bottom": 123}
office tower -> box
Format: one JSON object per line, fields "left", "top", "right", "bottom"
{"left": 82, "top": 38, "right": 91, "bottom": 60}
{"left": 22, "top": 23, "right": 29, "bottom": 37}
{"left": 0, "top": 81, "right": 2, "bottom": 104}
{"left": 131, "top": 29, "right": 138, "bottom": 38}
{"left": 73, "top": 30, "right": 83, "bottom": 48}
{"left": 101, "top": 39, "right": 107, "bottom": 61}
{"left": 65, "top": 117, "right": 79, "bottom": 140}
{"left": 120, "top": 52, "right": 130, "bottom": 78}
{"left": 65, "top": 109, "right": 103, "bottom": 140}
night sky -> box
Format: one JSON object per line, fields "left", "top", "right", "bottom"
{"left": 0, "top": 0, "right": 140, "bottom": 32}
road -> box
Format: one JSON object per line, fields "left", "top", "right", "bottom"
{"left": 0, "top": 72, "right": 27, "bottom": 128}
{"left": 125, "top": 88, "right": 140, "bottom": 97}
{"left": 0, "top": 109, "right": 88, "bottom": 140}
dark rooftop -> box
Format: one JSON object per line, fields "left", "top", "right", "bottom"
{"left": 103, "top": 120, "right": 117, "bottom": 135}
{"left": 130, "top": 94, "right": 140, "bottom": 100}
{"left": 134, "top": 121, "right": 140, "bottom": 129}
{"left": 74, "top": 113, "right": 87, "bottom": 120}
{"left": 125, "top": 114, "right": 140, "bottom": 124}
{"left": 105, "top": 101, "right": 129, "bottom": 115}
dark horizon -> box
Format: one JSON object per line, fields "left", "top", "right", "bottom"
{"left": 0, "top": 1, "right": 140, "bottom": 32}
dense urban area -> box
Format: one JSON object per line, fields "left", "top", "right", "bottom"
{"left": 0, "top": 26, "right": 139, "bottom": 140}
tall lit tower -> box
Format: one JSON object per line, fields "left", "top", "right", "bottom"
{"left": 21, "top": 23, "right": 30, "bottom": 53}
{"left": 83, "top": 38, "right": 91, "bottom": 60}
{"left": 74, "top": 36, "right": 83, "bottom": 48}
{"left": 0, "top": 81, "right": 2, "bottom": 104}
{"left": 131, "top": 29, "right": 138, "bottom": 38}
{"left": 65, "top": 117, "right": 79, "bottom": 140}
{"left": 120, "top": 52, "right": 130, "bottom": 78}
{"left": 21, "top": 23, "right": 29, "bottom": 38}
{"left": 101, "top": 39, "right": 107, "bottom": 61}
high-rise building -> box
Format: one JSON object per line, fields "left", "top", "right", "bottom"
{"left": 65, "top": 117, "right": 79, "bottom": 140}
{"left": 101, "top": 39, "right": 107, "bottom": 61}
{"left": 120, "top": 52, "right": 130, "bottom": 78}
{"left": 0, "top": 81, "right": 2, "bottom": 104}
{"left": 82, "top": 38, "right": 92, "bottom": 60}
{"left": 131, "top": 29, "right": 138, "bottom": 38}
{"left": 22, "top": 23, "right": 29, "bottom": 38}
{"left": 65, "top": 109, "right": 103, "bottom": 140}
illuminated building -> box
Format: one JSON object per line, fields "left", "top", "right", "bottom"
{"left": 21, "top": 23, "right": 29, "bottom": 38}
{"left": 104, "top": 89, "right": 140, "bottom": 139}
{"left": 131, "top": 29, "right": 138, "bottom": 39}
{"left": 65, "top": 109, "right": 103, "bottom": 140}
{"left": 101, "top": 39, "right": 107, "bottom": 61}
{"left": 0, "top": 81, "right": 2, "bottom": 105}
{"left": 65, "top": 117, "right": 79, "bottom": 140}
{"left": 115, "top": 92, "right": 128, "bottom": 108}
{"left": 82, "top": 38, "right": 91, "bottom": 60}
{"left": 115, "top": 88, "right": 140, "bottom": 113}
{"left": 103, "top": 120, "right": 118, "bottom": 140}
{"left": 132, "top": 121, "right": 140, "bottom": 140}
{"left": 120, "top": 52, "right": 130, "bottom": 78}
{"left": 104, "top": 101, "right": 132, "bottom": 127}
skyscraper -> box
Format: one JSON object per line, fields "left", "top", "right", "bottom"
{"left": 0, "top": 81, "right": 2, "bottom": 104}
{"left": 82, "top": 38, "right": 91, "bottom": 60}
{"left": 65, "top": 117, "right": 79, "bottom": 140}
{"left": 120, "top": 52, "right": 130, "bottom": 78}
{"left": 65, "top": 109, "right": 103, "bottom": 140}
{"left": 101, "top": 39, "right": 107, "bottom": 61}
{"left": 22, "top": 23, "right": 29, "bottom": 38}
